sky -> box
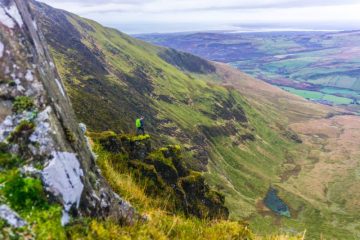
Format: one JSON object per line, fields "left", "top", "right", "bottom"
{"left": 38, "top": 0, "right": 360, "bottom": 34}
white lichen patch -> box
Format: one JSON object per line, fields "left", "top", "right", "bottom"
{"left": 0, "top": 111, "right": 36, "bottom": 143}
{"left": 42, "top": 151, "right": 84, "bottom": 225}
{"left": 20, "top": 165, "right": 41, "bottom": 175}
{"left": 0, "top": 204, "right": 27, "bottom": 228}
{"left": 25, "top": 77, "right": 45, "bottom": 97}
{"left": 32, "top": 20, "right": 37, "bottom": 31}
{"left": 55, "top": 78, "right": 66, "bottom": 97}
{"left": 0, "top": 7, "right": 15, "bottom": 29}
{"left": 25, "top": 70, "right": 34, "bottom": 82}
{"left": 16, "top": 85, "right": 25, "bottom": 92}
{"left": 79, "top": 123, "right": 87, "bottom": 133}
{"left": 29, "top": 107, "right": 54, "bottom": 155}
{"left": 0, "top": 41, "right": 4, "bottom": 58}
{"left": 79, "top": 123, "right": 97, "bottom": 160}
{"left": 61, "top": 210, "right": 70, "bottom": 226}
{"left": 5, "top": 3, "right": 23, "bottom": 28}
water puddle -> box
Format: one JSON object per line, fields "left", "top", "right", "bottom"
{"left": 264, "top": 187, "right": 291, "bottom": 217}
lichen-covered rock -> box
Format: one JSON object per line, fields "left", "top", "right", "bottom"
{"left": 0, "top": 204, "right": 27, "bottom": 228}
{"left": 42, "top": 151, "right": 84, "bottom": 225}
{"left": 0, "top": 0, "right": 138, "bottom": 225}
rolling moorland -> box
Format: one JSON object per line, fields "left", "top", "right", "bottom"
{"left": 137, "top": 31, "right": 360, "bottom": 113}
{"left": 24, "top": 2, "right": 360, "bottom": 239}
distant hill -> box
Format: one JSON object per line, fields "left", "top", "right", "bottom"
{"left": 137, "top": 31, "right": 360, "bottom": 112}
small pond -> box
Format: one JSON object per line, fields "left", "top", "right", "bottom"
{"left": 264, "top": 187, "right": 291, "bottom": 217}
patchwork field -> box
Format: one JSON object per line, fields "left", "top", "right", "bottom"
{"left": 281, "top": 87, "right": 354, "bottom": 105}
{"left": 137, "top": 31, "right": 360, "bottom": 112}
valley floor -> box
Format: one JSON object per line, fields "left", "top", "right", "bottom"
{"left": 214, "top": 63, "right": 360, "bottom": 239}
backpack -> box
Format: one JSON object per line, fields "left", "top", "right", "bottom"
{"left": 136, "top": 119, "right": 141, "bottom": 128}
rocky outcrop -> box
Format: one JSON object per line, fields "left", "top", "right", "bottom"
{"left": 0, "top": 0, "right": 137, "bottom": 225}
{"left": 90, "top": 132, "right": 229, "bottom": 220}
{"left": 158, "top": 48, "right": 216, "bottom": 74}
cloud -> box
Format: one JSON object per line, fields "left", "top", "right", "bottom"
{"left": 39, "top": 0, "right": 360, "bottom": 14}
{"left": 38, "top": 0, "right": 360, "bottom": 33}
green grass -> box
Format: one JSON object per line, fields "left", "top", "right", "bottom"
{"left": 38, "top": 6, "right": 359, "bottom": 239}
{"left": 282, "top": 87, "right": 353, "bottom": 105}
{"left": 50, "top": 14, "right": 306, "bottom": 237}
{"left": 12, "top": 96, "right": 35, "bottom": 113}
{"left": 62, "top": 135, "right": 301, "bottom": 240}
{"left": 321, "top": 87, "right": 360, "bottom": 99}
{"left": 0, "top": 168, "right": 66, "bottom": 240}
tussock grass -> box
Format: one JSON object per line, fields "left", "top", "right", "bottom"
{"left": 66, "top": 141, "right": 303, "bottom": 240}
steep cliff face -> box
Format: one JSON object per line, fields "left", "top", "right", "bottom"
{"left": 0, "top": 0, "right": 137, "bottom": 229}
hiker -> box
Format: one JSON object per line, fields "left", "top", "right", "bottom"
{"left": 136, "top": 116, "right": 145, "bottom": 135}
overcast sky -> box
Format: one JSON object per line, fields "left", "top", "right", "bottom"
{"left": 38, "top": 0, "right": 360, "bottom": 34}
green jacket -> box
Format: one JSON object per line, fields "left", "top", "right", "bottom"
{"left": 136, "top": 118, "right": 142, "bottom": 128}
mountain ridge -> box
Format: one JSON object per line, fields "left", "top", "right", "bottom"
{"left": 18, "top": 1, "right": 360, "bottom": 239}
{"left": 137, "top": 31, "right": 360, "bottom": 114}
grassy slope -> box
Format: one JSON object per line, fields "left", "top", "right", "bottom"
{"left": 33, "top": 2, "right": 360, "bottom": 239}
{"left": 213, "top": 64, "right": 360, "bottom": 239}
{"left": 68, "top": 134, "right": 302, "bottom": 240}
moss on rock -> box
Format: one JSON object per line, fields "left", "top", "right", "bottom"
{"left": 0, "top": 143, "right": 22, "bottom": 170}
{"left": 8, "top": 120, "right": 36, "bottom": 143}
{"left": 12, "top": 96, "right": 35, "bottom": 113}
{"left": 64, "top": 127, "right": 76, "bottom": 143}
{"left": 7, "top": 120, "right": 36, "bottom": 158}
{"left": 1, "top": 171, "right": 48, "bottom": 211}
{"left": 0, "top": 152, "right": 23, "bottom": 170}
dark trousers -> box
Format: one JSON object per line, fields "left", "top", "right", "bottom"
{"left": 136, "top": 127, "right": 145, "bottom": 135}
